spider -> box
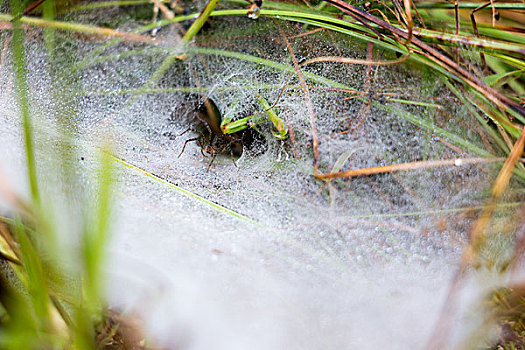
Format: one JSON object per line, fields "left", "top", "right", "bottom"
{"left": 176, "top": 96, "right": 245, "bottom": 172}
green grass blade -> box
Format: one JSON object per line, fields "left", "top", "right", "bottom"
{"left": 112, "top": 155, "right": 262, "bottom": 227}
{"left": 10, "top": 10, "right": 40, "bottom": 207}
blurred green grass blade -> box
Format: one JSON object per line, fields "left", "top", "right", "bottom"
{"left": 73, "top": 306, "right": 96, "bottom": 350}
{"left": 138, "top": 0, "right": 220, "bottom": 94}
{"left": 75, "top": 150, "right": 114, "bottom": 349}
{"left": 468, "top": 87, "right": 525, "bottom": 128}
{"left": 0, "top": 274, "right": 39, "bottom": 349}
{"left": 112, "top": 155, "right": 262, "bottom": 226}
{"left": 183, "top": 0, "right": 220, "bottom": 44}
{"left": 386, "top": 99, "right": 444, "bottom": 109}
{"left": 486, "top": 53, "right": 525, "bottom": 70}
{"left": 485, "top": 55, "right": 525, "bottom": 95}
{"left": 190, "top": 46, "right": 352, "bottom": 89}
{"left": 68, "top": 0, "right": 156, "bottom": 12}
{"left": 82, "top": 150, "right": 113, "bottom": 317}
{"left": 42, "top": 0, "right": 56, "bottom": 54}
{"left": 475, "top": 27, "right": 525, "bottom": 45}
{"left": 0, "top": 221, "right": 41, "bottom": 349}
{"left": 10, "top": 8, "right": 40, "bottom": 207}
{"left": 13, "top": 218, "right": 51, "bottom": 333}
{"left": 484, "top": 69, "right": 525, "bottom": 91}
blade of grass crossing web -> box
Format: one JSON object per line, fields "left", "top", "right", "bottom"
{"left": 10, "top": 4, "right": 40, "bottom": 207}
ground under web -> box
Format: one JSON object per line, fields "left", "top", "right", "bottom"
{"left": 0, "top": 6, "right": 516, "bottom": 349}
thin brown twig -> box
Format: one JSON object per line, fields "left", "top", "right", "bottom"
{"left": 341, "top": 95, "right": 364, "bottom": 101}
{"left": 375, "top": 0, "right": 402, "bottom": 26}
{"left": 289, "top": 27, "right": 325, "bottom": 39}
{"left": 266, "top": 70, "right": 297, "bottom": 111}
{"left": 300, "top": 51, "right": 411, "bottom": 67}
{"left": 23, "top": 0, "right": 46, "bottom": 16}
{"left": 368, "top": 8, "right": 396, "bottom": 25}
{"left": 408, "top": 0, "right": 426, "bottom": 29}
{"left": 271, "top": 48, "right": 410, "bottom": 114}
{"left": 302, "top": 0, "right": 314, "bottom": 9}
{"left": 402, "top": 0, "right": 413, "bottom": 46}
{"left": 9, "top": 0, "right": 46, "bottom": 22}
{"left": 309, "top": 86, "right": 365, "bottom": 94}
{"left": 368, "top": 0, "right": 403, "bottom": 26}
{"left": 314, "top": 156, "right": 524, "bottom": 180}
{"left": 286, "top": 118, "right": 300, "bottom": 160}
{"left": 437, "top": 137, "right": 465, "bottom": 154}
{"left": 490, "top": 0, "right": 496, "bottom": 27}
{"left": 497, "top": 123, "right": 514, "bottom": 151}
{"left": 151, "top": 0, "right": 174, "bottom": 20}
{"left": 0, "top": 250, "right": 22, "bottom": 265}
{"left": 391, "top": 0, "right": 408, "bottom": 27}
{"left": 273, "top": 20, "right": 320, "bottom": 174}
{"left": 0, "top": 19, "right": 155, "bottom": 43}
{"left": 471, "top": 1, "right": 494, "bottom": 74}
{"left": 341, "top": 98, "right": 369, "bottom": 134}
{"left": 337, "top": 43, "right": 377, "bottom": 135}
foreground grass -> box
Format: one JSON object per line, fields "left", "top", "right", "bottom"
{"left": 0, "top": 0, "right": 524, "bottom": 348}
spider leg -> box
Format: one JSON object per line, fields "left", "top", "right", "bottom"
{"left": 224, "top": 141, "right": 239, "bottom": 167}
{"left": 206, "top": 153, "right": 219, "bottom": 172}
{"left": 178, "top": 138, "right": 200, "bottom": 158}
{"left": 218, "top": 141, "right": 239, "bottom": 168}
{"left": 229, "top": 148, "right": 238, "bottom": 168}
{"left": 178, "top": 128, "right": 206, "bottom": 138}
{"left": 197, "top": 138, "right": 208, "bottom": 158}
{"left": 177, "top": 128, "right": 211, "bottom": 158}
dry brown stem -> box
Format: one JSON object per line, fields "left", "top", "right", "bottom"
{"left": 314, "top": 156, "right": 522, "bottom": 180}
{"left": 299, "top": 51, "right": 411, "bottom": 67}
{"left": 426, "top": 126, "right": 525, "bottom": 348}
{"left": 274, "top": 20, "right": 320, "bottom": 174}
{"left": 151, "top": 0, "right": 174, "bottom": 20}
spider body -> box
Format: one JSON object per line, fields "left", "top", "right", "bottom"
{"left": 178, "top": 96, "right": 244, "bottom": 171}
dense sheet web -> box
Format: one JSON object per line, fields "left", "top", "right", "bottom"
{"left": 0, "top": 4, "right": 516, "bottom": 349}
